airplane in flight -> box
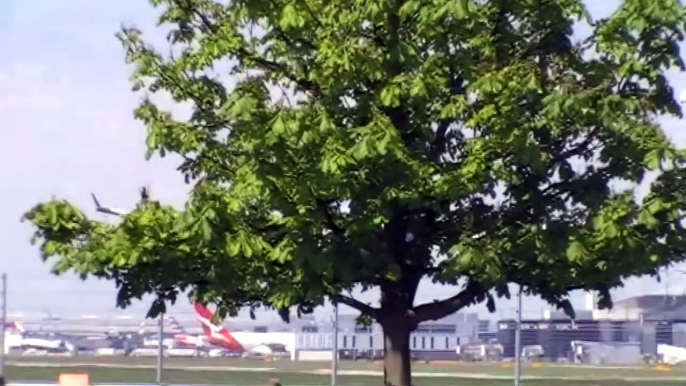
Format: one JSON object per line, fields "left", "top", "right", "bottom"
{"left": 91, "top": 193, "right": 129, "bottom": 216}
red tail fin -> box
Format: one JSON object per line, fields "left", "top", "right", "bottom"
{"left": 193, "top": 303, "right": 244, "bottom": 351}
{"left": 9, "top": 322, "right": 25, "bottom": 333}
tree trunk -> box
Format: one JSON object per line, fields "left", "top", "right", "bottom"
{"left": 382, "top": 322, "right": 412, "bottom": 386}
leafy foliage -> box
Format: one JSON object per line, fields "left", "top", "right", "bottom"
{"left": 23, "top": 0, "right": 686, "bottom": 339}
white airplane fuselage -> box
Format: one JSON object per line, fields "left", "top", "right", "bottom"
{"left": 658, "top": 344, "right": 686, "bottom": 365}
{"left": 191, "top": 331, "right": 293, "bottom": 352}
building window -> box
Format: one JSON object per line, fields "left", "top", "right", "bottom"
{"left": 421, "top": 337, "right": 425, "bottom": 349}
{"left": 412, "top": 336, "right": 416, "bottom": 348}
{"left": 354, "top": 325, "right": 371, "bottom": 333}
{"left": 369, "top": 336, "right": 373, "bottom": 348}
{"left": 352, "top": 336, "right": 357, "bottom": 348}
{"left": 431, "top": 326, "right": 457, "bottom": 334}
{"left": 445, "top": 337, "right": 449, "bottom": 349}
{"left": 253, "top": 326, "right": 267, "bottom": 332}
{"left": 430, "top": 337, "right": 434, "bottom": 349}
{"left": 343, "top": 335, "right": 347, "bottom": 348}
{"left": 302, "top": 326, "right": 318, "bottom": 333}
{"left": 416, "top": 323, "right": 456, "bottom": 334}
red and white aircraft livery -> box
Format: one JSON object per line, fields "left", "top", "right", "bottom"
{"left": 140, "top": 316, "right": 197, "bottom": 349}
{"left": 177, "top": 303, "right": 296, "bottom": 356}
{"left": 3, "top": 321, "right": 24, "bottom": 353}
{"left": 192, "top": 303, "right": 245, "bottom": 351}
{"left": 90, "top": 193, "right": 294, "bottom": 357}
{"left": 167, "top": 316, "right": 199, "bottom": 347}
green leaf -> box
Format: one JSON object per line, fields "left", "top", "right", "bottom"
{"left": 644, "top": 149, "right": 661, "bottom": 169}
{"left": 380, "top": 84, "right": 401, "bottom": 107}
{"left": 409, "top": 77, "right": 427, "bottom": 97}
{"left": 351, "top": 138, "right": 370, "bottom": 160}
{"left": 272, "top": 115, "right": 286, "bottom": 135}
{"left": 375, "top": 133, "right": 391, "bottom": 155}
{"left": 566, "top": 240, "right": 588, "bottom": 261}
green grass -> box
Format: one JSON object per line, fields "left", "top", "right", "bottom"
{"left": 6, "top": 356, "right": 686, "bottom": 385}
{"left": 6, "top": 366, "right": 685, "bottom": 386}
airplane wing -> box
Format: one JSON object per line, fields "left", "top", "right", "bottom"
{"left": 91, "top": 193, "right": 129, "bottom": 216}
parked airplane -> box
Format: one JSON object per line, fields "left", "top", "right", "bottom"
{"left": 192, "top": 303, "right": 293, "bottom": 356}
{"left": 138, "top": 319, "right": 178, "bottom": 349}
{"left": 89, "top": 193, "right": 293, "bottom": 357}
{"left": 3, "top": 322, "right": 24, "bottom": 353}
{"left": 167, "top": 316, "right": 206, "bottom": 348}
{"left": 21, "top": 331, "right": 76, "bottom": 353}
{"left": 658, "top": 344, "right": 686, "bottom": 364}
{"left": 140, "top": 332, "right": 176, "bottom": 349}
{"left": 4, "top": 322, "right": 77, "bottom": 354}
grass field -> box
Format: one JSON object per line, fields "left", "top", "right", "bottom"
{"left": 6, "top": 356, "right": 686, "bottom": 385}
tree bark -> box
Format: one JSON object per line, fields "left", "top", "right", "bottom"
{"left": 382, "top": 321, "right": 413, "bottom": 386}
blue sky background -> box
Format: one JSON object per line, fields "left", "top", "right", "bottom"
{"left": 2, "top": 0, "right": 686, "bottom": 323}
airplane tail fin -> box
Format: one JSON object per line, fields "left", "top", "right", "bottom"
{"left": 167, "top": 316, "right": 185, "bottom": 334}
{"left": 10, "top": 321, "right": 25, "bottom": 333}
{"left": 193, "top": 303, "right": 243, "bottom": 350}
{"left": 194, "top": 303, "right": 217, "bottom": 337}
{"left": 91, "top": 193, "right": 102, "bottom": 209}
{"left": 91, "top": 192, "right": 127, "bottom": 216}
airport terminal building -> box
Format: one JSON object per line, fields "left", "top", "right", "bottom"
{"left": 295, "top": 312, "right": 479, "bottom": 354}
{"left": 21, "top": 293, "right": 686, "bottom": 363}
{"left": 7, "top": 308, "right": 483, "bottom": 360}
{"left": 497, "top": 295, "right": 686, "bottom": 361}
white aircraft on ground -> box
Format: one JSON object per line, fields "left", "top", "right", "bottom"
{"left": 90, "top": 192, "right": 294, "bottom": 357}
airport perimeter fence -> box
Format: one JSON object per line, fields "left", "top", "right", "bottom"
{"left": 7, "top": 278, "right": 686, "bottom": 367}
{"left": 7, "top": 310, "right": 682, "bottom": 365}
{"left": 494, "top": 305, "right": 686, "bottom": 367}
{"left": 5, "top": 299, "right": 686, "bottom": 384}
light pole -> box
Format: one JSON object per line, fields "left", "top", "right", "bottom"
{"left": 669, "top": 269, "right": 686, "bottom": 297}
{"left": 331, "top": 299, "right": 339, "bottom": 386}
{"left": 514, "top": 285, "right": 523, "bottom": 386}
{"left": 0, "top": 273, "right": 6, "bottom": 384}
{"left": 91, "top": 191, "right": 164, "bottom": 384}
{"left": 156, "top": 312, "right": 164, "bottom": 385}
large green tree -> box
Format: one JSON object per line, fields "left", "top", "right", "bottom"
{"left": 23, "top": 0, "right": 686, "bottom": 384}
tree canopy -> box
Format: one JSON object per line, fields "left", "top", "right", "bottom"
{"left": 22, "top": 0, "right": 686, "bottom": 384}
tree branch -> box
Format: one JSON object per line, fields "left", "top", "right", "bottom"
{"left": 184, "top": 5, "right": 323, "bottom": 98}
{"left": 307, "top": 185, "right": 346, "bottom": 236}
{"left": 331, "top": 294, "right": 379, "bottom": 320}
{"left": 413, "top": 280, "right": 484, "bottom": 322}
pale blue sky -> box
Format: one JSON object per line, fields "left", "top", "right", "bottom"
{"left": 2, "top": 0, "right": 686, "bottom": 322}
